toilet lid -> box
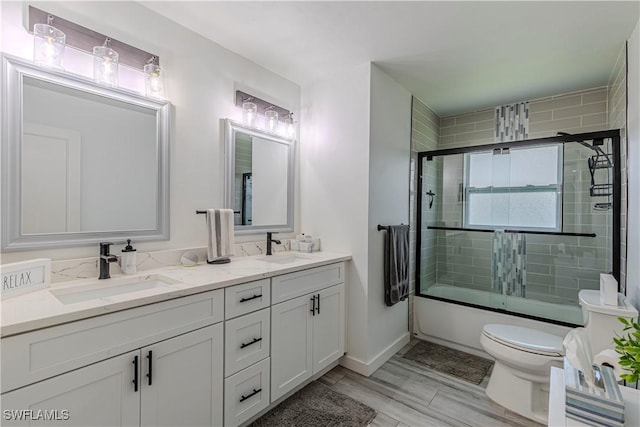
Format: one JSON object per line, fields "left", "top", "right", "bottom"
{"left": 483, "top": 324, "right": 564, "bottom": 356}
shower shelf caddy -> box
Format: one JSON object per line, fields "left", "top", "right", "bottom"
{"left": 587, "top": 150, "right": 614, "bottom": 209}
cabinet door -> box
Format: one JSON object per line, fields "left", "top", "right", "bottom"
{"left": 270, "top": 294, "right": 314, "bottom": 401}
{"left": 312, "top": 283, "right": 345, "bottom": 374}
{"left": 140, "top": 324, "right": 223, "bottom": 427}
{"left": 1, "top": 351, "right": 140, "bottom": 427}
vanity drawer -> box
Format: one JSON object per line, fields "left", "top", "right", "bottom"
{"left": 224, "top": 308, "right": 270, "bottom": 377}
{"left": 225, "top": 278, "right": 270, "bottom": 319}
{"left": 271, "top": 262, "right": 345, "bottom": 304}
{"left": 1, "top": 289, "right": 224, "bottom": 393}
{"left": 224, "top": 358, "right": 270, "bottom": 427}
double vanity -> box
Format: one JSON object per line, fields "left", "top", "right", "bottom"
{"left": 1, "top": 252, "right": 349, "bottom": 426}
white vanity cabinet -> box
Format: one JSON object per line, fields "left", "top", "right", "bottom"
{"left": 2, "top": 325, "right": 223, "bottom": 427}
{"left": 270, "top": 263, "right": 345, "bottom": 402}
{"left": 1, "top": 290, "right": 225, "bottom": 427}
{"left": 0, "top": 258, "right": 349, "bottom": 427}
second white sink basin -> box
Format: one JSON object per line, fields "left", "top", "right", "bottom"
{"left": 51, "top": 274, "right": 181, "bottom": 305}
{"left": 257, "top": 254, "right": 312, "bottom": 265}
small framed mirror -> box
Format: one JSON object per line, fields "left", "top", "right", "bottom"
{"left": 1, "top": 55, "right": 170, "bottom": 251}
{"left": 224, "top": 119, "right": 295, "bottom": 234}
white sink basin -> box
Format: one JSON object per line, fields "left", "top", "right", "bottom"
{"left": 257, "top": 254, "right": 312, "bottom": 265}
{"left": 51, "top": 274, "right": 180, "bottom": 305}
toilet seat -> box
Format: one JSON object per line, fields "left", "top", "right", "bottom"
{"left": 483, "top": 324, "right": 564, "bottom": 357}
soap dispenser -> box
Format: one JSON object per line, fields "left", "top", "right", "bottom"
{"left": 121, "top": 239, "right": 137, "bottom": 275}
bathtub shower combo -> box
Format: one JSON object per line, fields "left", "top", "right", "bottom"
{"left": 415, "top": 129, "right": 621, "bottom": 326}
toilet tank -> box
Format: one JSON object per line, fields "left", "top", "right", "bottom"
{"left": 578, "top": 290, "right": 639, "bottom": 355}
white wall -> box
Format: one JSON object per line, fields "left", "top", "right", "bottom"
{"left": 367, "top": 64, "right": 411, "bottom": 362}
{"left": 0, "top": 1, "right": 300, "bottom": 262}
{"left": 300, "top": 62, "right": 372, "bottom": 369}
{"left": 300, "top": 63, "right": 410, "bottom": 375}
{"left": 627, "top": 18, "right": 640, "bottom": 311}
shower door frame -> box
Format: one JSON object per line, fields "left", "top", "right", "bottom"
{"left": 415, "top": 129, "right": 622, "bottom": 326}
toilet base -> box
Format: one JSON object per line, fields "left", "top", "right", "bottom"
{"left": 485, "top": 360, "right": 550, "bottom": 424}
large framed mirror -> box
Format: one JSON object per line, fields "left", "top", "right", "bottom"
{"left": 224, "top": 119, "right": 295, "bottom": 234}
{"left": 1, "top": 55, "right": 170, "bottom": 251}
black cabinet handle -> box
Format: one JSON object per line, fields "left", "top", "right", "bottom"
{"left": 240, "top": 294, "right": 262, "bottom": 303}
{"left": 316, "top": 293, "right": 321, "bottom": 315}
{"left": 132, "top": 355, "right": 139, "bottom": 392}
{"left": 146, "top": 351, "right": 153, "bottom": 386}
{"left": 310, "top": 295, "right": 316, "bottom": 316}
{"left": 240, "top": 337, "right": 262, "bottom": 349}
{"left": 239, "top": 388, "right": 262, "bottom": 403}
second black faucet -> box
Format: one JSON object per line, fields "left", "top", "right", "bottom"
{"left": 266, "top": 232, "right": 281, "bottom": 256}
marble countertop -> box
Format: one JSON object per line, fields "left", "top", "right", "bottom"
{"left": 1, "top": 252, "right": 351, "bottom": 337}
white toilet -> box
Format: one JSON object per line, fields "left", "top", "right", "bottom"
{"left": 480, "top": 289, "right": 638, "bottom": 423}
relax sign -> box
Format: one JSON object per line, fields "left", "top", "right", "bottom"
{"left": 0, "top": 259, "right": 50, "bottom": 299}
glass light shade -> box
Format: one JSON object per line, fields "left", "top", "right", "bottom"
{"left": 242, "top": 102, "right": 257, "bottom": 127}
{"left": 285, "top": 118, "right": 296, "bottom": 139}
{"left": 265, "top": 110, "right": 278, "bottom": 133}
{"left": 144, "top": 63, "right": 165, "bottom": 99}
{"left": 33, "top": 24, "right": 65, "bottom": 70}
{"left": 93, "top": 45, "right": 119, "bottom": 87}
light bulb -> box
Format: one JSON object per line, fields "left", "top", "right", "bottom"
{"left": 265, "top": 110, "right": 278, "bottom": 133}
{"left": 33, "top": 24, "right": 65, "bottom": 69}
{"left": 286, "top": 121, "right": 296, "bottom": 139}
{"left": 144, "top": 62, "right": 165, "bottom": 99}
{"left": 93, "top": 45, "right": 119, "bottom": 87}
{"left": 242, "top": 102, "right": 257, "bottom": 127}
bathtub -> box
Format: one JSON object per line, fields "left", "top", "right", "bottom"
{"left": 414, "top": 285, "right": 581, "bottom": 356}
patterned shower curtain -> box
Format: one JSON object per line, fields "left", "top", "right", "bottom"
{"left": 491, "top": 231, "right": 527, "bottom": 297}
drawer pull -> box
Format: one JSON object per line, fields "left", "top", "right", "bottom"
{"left": 146, "top": 350, "right": 153, "bottom": 386}
{"left": 239, "top": 388, "right": 262, "bottom": 403}
{"left": 240, "top": 294, "right": 262, "bottom": 303}
{"left": 240, "top": 337, "right": 262, "bottom": 349}
{"left": 132, "top": 355, "right": 139, "bottom": 392}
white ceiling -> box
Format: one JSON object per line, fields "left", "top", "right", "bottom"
{"left": 142, "top": 1, "right": 640, "bottom": 117}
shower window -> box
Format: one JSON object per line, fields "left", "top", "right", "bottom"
{"left": 463, "top": 144, "right": 563, "bottom": 231}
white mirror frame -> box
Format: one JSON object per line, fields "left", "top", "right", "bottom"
{"left": 224, "top": 119, "right": 295, "bottom": 234}
{"left": 1, "top": 54, "right": 171, "bottom": 251}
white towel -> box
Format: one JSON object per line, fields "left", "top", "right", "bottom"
{"left": 206, "top": 209, "right": 235, "bottom": 262}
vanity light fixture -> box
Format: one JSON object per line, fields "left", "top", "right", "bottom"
{"left": 33, "top": 15, "right": 65, "bottom": 70}
{"left": 144, "top": 56, "right": 165, "bottom": 99}
{"left": 93, "top": 38, "right": 119, "bottom": 87}
{"left": 265, "top": 108, "right": 279, "bottom": 133}
{"left": 235, "top": 90, "right": 294, "bottom": 137}
{"left": 242, "top": 100, "right": 258, "bottom": 127}
{"left": 29, "top": 7, "right": 162, "bottom": 98}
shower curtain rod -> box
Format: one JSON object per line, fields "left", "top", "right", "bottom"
{"left": 423, "top": 129, "right": 620, "bottom": 160}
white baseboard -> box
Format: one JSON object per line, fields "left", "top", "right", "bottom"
{"left": 340, "top": 332, "right": 410, "bottom": 377}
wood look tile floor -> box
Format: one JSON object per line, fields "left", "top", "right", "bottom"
{"left": 318, "top": 339, "right": 544, "bottom": 427}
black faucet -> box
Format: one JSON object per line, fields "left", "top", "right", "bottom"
{"left": 266, "top": 232, "right": 281, "bottom": 256}
{"left": 99, "top": 242, "right": 119, "bottom": 279}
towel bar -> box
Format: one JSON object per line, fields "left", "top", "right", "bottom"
{"left": 196, "top": 210, "right": 240, "bottom": 214}
{"left": 377, "top": 224, "right": 405, "bottom": 231}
